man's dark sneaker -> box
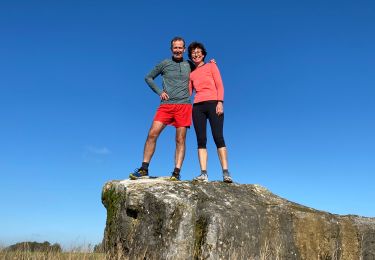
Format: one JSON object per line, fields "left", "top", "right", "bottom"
{"left": 129, "top": 168, "right": 149, "bottom": 180}
{"left": 223, "top": 172, "right": 233, "bottom": 183}
{"left": 170, "top": 171, "right": 180, "bottom": 181}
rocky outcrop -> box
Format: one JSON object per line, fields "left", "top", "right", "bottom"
{"left": 101, "top": 178, "right": 375, "bottom": 259}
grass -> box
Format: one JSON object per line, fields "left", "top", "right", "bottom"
{"left": 0, "top": 251, "right": 108, "bottom": 260}
{"left": 0, "top": 245, "right": 125, "bottom": 260}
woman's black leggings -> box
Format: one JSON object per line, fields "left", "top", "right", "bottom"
{"left": 192, "top": 101, "right": 226, "bottom": 149}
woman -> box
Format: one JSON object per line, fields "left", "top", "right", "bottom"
{"left": 188, "top": 42, "right": 233, "bottom": 183}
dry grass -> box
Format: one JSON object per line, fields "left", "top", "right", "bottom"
{"left": 0, "top": 246, "right": 125, "bottom": 260}
{"left": 0, "top": 251, "right": 108, "bottom": 260}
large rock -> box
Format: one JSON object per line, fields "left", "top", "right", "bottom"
{"left": 101, "top": 178, "right": 375, "bottom": 259}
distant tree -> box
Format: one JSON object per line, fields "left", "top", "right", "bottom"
{"left": 50, "top": 243, "right": 62, "bottom": 252}
{"left": 6, "top": 241, "right": 62, "bottom": 252}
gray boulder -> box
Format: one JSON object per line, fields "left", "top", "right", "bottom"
{"left": 101, "top": 178, "right": 375, "bottom": 259}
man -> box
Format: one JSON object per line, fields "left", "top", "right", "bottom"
{"left": 129, "top": 36, "right": 193, "bottom": 181}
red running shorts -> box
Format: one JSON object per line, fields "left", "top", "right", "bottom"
{"left": 154, "top": 104, "right": 192, "bottom": 128}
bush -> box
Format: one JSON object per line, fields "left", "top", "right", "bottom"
{"left": 5, "top": 241, "right": 62, "bottom": 252}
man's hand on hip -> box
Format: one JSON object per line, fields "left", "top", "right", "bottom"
{"left": 160, "top": 92, "right": 169, "bottom": 101}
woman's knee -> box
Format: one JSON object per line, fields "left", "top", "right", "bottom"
{"left": 213, "top": 136, "right": 225, "bottom": 148}
{"left": 197, "top": 137, "right": 207, "bottom": 149}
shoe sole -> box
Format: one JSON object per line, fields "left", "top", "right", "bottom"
{"left": 129, "top": 174, "right": 149, "bottom": 180}
{"left": 169, "top": 177, "right": 180, "bottom": 181}
{"left": 193, "top": 178, "right": 208, "bottom": 182}
{"left": 223, "top": 179, "right": 233, "bottom": 183}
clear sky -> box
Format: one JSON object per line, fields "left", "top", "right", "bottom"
{"left": 1, "top": 0, "right": 374, "bottom": 249}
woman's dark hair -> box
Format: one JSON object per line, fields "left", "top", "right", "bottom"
{"left": 188, "top": 42, "right": 207, "bottom": 61}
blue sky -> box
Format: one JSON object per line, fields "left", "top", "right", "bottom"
{"left": 1, "top": 0, "right": 374, "bottom": 249}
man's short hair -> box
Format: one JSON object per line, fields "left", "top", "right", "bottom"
{"left": 170, "top": 36, "right": 185, "bottom": 48}
{"left": 188, "top": 42, "right": 207, "bottom": 61}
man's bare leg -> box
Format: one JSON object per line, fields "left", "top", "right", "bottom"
{"left": 130, "top": 121, "right": 166, "bottom": 180}
{"left": 143, "top": 121, "right": 166, "bottom": 163}
{"left": 174, "top": 127, "right": 187, "bottom": 169}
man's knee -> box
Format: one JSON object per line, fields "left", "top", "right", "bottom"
{"left": 176, "top": 134, "right": 186, "bottom": 146}
{"left": 175, "top": 127, "right": 187, "bottom": 145}
{"left": 147, "top": 129, "right": 160, "bottom": 141}
{"left": 147, "top": 121, "right": 165, "bottom": 140}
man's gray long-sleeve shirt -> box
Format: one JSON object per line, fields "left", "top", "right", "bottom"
{"left": 145, "top": 58, "right": 191, "bottom": 104}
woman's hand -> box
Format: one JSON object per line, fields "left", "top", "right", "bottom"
{"left": 216, "top": 101, "right": 224, "bottom": 115}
